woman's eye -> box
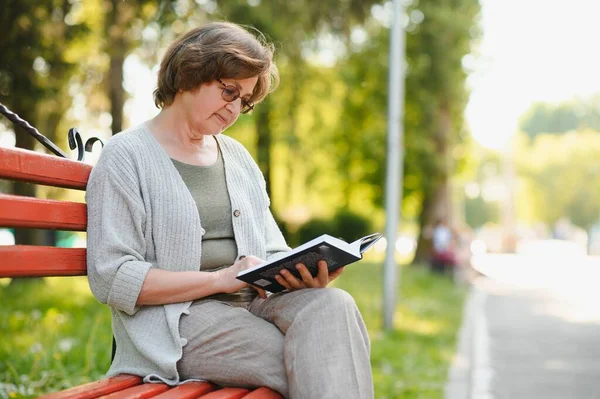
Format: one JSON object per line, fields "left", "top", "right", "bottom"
{"left": 224, "top": 87, "right": 238, "bottom": 97}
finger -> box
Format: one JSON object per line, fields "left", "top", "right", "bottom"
{"left": 275, "top": 274, "right": 292, "bottom": 291}
{"left": 249, "top": 285, "right": 267, "bottom": 298}
{"left": 316, "top": 260, "right": 329, "bottom": 287}
{"left": 296, "top": 263, "right": 316, "bottom": 287}
{"left": 280, "top": 269, "right": 305, "bottom": 290}
{"left": 329, "top": 266, "right": 345, "bottom": 282}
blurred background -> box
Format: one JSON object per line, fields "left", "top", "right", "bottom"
{"left": 2, "top": 0, "right": 600, "bottom": 398}
{"left": 2, "top": 0, "right": 600, "bottom": 261}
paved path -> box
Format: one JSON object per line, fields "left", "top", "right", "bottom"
{"left": 446, "top": 253, "right": 600, "bottom": 399}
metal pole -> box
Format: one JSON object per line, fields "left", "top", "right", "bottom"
{"left": 383, "top": 0, "right": 406, "bottom": 331}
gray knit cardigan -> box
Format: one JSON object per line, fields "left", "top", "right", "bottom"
{"left": 85, "top": 123, "right": 290, "bottom": 384}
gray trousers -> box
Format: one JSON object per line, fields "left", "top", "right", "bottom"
{"left": 178, "top": 287, "right": 374, "bottom": 399}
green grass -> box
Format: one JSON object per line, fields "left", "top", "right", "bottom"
{"left": 0, "top": 264, "right": 467, "bottom": 399}
{"left": 334, "top": 263, "right": 468, "bottom": 399}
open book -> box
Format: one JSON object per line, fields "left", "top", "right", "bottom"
{"left": 237, "top": 232, "right": 383, "bottom": 293}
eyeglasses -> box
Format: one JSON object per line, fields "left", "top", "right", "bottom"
{"left": 217, "top": 79, "right": 254, "bottom": 114}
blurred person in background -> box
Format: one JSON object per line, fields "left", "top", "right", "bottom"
{"left": 430, "top": 218, "right": 456, "bottom": 274}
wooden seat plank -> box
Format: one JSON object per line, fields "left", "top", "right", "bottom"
{"left": 150, "top": 382, "right": 217, "bottom": 399}
{"left": 196, "top": 388, "right": 251, "bottom": 399}
{"left": 0, "top": 194, "right": 87, "bottom": 231}
{"left": 97, "top": 383, "right": 169, "bottom": 399}
{"left": 0, "top": 147, "right": 91, "bottom": 190}
{"left": 38, "top": 375, "right": 142, "bottom": 399}
{"left": 0, "top": 246, "right": 86, "bottom": 277}
{"left": 240, "top": 387, "right": 283, "bottom": 399}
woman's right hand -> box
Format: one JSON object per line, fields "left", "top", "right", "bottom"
{"left": 214, "top": 255, "right": 267, "bottom": 298}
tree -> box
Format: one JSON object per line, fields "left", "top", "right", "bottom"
{"left": 516, "top": 131, "right": 600, "bottom": 237}
{"left": 326, "top": 0, "right": 481, "bottom": 260}
{"left": 215, "top": 0, "right": 381, "bottom": 198}
{"left": 0, "top": 0, "right": 89, "bottom": 247}
{"left": 520, "top": 102, "right": 578, "bottom": 138}
{"left": 408, "top": 0, "right": 481, "bottom": 262}
{"left": 520, "top": 95, "right": 600, "bottom": 139}
{"left": 99, "top": 0, "right": 182, "bottom": 135}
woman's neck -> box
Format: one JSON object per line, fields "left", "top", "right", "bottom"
{"left": 150, "top": 107, "right": 211, "bottom": 150}
{"left": 148, "top": 107, "right": 218, "bottom": 166}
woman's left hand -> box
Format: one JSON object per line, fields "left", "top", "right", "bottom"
{"left": 274, "top": 260, "right": 344, "bottom": 291}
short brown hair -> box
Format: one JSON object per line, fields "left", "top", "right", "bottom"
{"left": 153, "top": 22, "right": 279, "bottom": 109}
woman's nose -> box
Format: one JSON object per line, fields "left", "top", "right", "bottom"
{"left": 225, "top": 99, "right": 241, "bottom": 114}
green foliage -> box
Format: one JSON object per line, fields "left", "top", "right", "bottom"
{"left": 294, "top": 218, "right": 338, "bottom": 246}
{"left": 333, "top": 0, "right": 481, "bottom": 232}
{"left": 462, "top": 149, "right": 502, "bottom": 229}
{"left": 1, "top": 0, "right": 481, "bottom": 243}
{"left": 0, "top": 0, "right": 90, "bottom": 147}
{"left": 335, "top": 209, "right": 375, "bottom": 241}
{"left": 0, "top": 264, "right": 466, "bottom": 399}
{"left": 464, "top": 195, "right": 500, "bottom": 229}
{"left": 520, "top": 95, "right": 600, "bottom": 139}
{"left": 515, "top": 131, "right": 600, "bottom": 229}
{"left": 292, "top": 209, "right": 374, "bottom": 246}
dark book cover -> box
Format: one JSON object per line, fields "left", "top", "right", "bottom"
{"left": 237, "top": 233, "right": 382, "bottom": 293}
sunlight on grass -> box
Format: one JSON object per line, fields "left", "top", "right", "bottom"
{"left": 394, "top": 312, "right": 445, "bottom": 335}
{"left": 336, "top": 263, "right": 468, "bottom": 399}
{"left": 45, "top": 277, "right": 95, "bottom": 298}
{"left": 0, "top": 278, "right": 112, "bottom": 398}
{"left": 1, "top": 264, "right": 467, "bottom": 398}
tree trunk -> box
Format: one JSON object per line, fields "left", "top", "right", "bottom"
{"left": 413, "top": 192, "right": 433, "bottom": 264}
{"left": 107, "top": 0, "right": 127, "bottom": 135}
{"left": 109, "top": 52, "right": 125, "bottom": 135}
{"left": 256, "top": 97, "right": 272, "bottom": 197}
{"left": 285, "top": 61, "right": 301, "bottom": 205}
{"left": 413, "top": 107, "right": 452, "bottom": 264}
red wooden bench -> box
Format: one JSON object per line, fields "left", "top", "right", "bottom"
{"left": 0, "top": 146, "right": 282, "bottom": 399}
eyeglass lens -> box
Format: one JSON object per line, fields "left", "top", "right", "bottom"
{"left": 218, "top": 79, "right": 253, "bottom": 113}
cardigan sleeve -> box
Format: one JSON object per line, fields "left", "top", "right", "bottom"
{"left": 85, "top": 145, "right": 153, "bottom": 315}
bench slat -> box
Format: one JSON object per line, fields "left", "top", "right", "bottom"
{"left": 197, "top": 388, "right": 251, "bottom": 399}
{"left": 241, "top": 387, "right": 283, "bottom": 399}
{"left": 98, "top": 383, "right": 170, "bottom": 398}
{"left": 38, "top": 375, "right": 142, "bottom": 399}
{"left": 151, "top": 382, "right": 217, "bottom": 398}
{"left": 0, "top": 147, "right": 91, "bottom": 189}
{"left": 0, "top": 246, "right": 86, "bottom": 277}
{"left": 0, "top": 194, "right": 87, "bottom": 231}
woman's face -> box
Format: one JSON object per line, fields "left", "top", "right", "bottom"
{"left": 178, "top": 76, "right": 258, "bottom": 135}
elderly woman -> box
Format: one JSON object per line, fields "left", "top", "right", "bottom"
{"left": 86, "top": 22, "right": 373, "bottom": 399}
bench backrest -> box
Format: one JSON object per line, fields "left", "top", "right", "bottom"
{"left": 0, "top": 146, "right": 92, "bottom": 278}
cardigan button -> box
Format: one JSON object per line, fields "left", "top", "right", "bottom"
{"left": 180, "top": 338, "right": 188, "bottom": 347}
{"left": 200, "top": 228, "right": 206, "bottom": 236}
{"left": 233, "top": 209, "right": 241, "bottom": 217}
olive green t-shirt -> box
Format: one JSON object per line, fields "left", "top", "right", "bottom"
{"left": 171, "top": 146, "right": 256, "bottom": 303}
